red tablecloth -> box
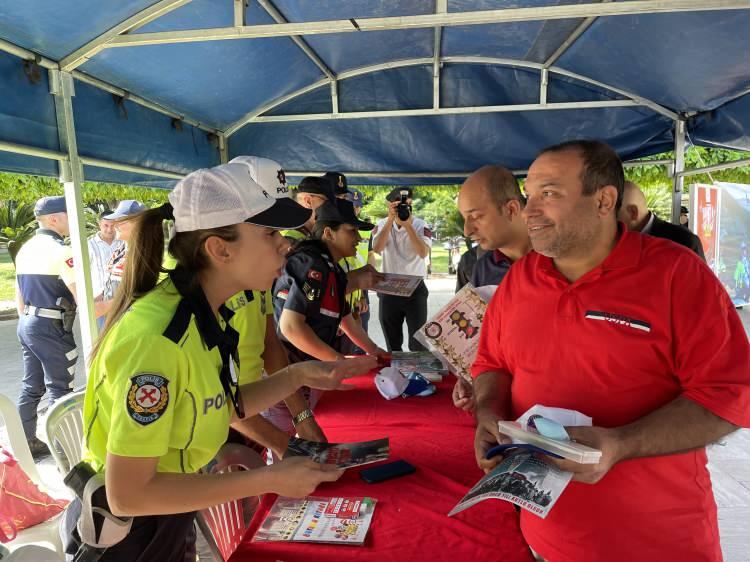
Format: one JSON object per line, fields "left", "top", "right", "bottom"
{"left": 230, "top": 376, "right": 532, "bottom": 562}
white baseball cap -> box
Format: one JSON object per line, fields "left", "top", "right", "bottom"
{"left": 229, "top": 155, "right": 291, "bottom": 199}
{"left": 169, "top": 163, "right": 311, "bottom": 233}
{"left": 374, "top": 367, "right": 436, "bottom": 400}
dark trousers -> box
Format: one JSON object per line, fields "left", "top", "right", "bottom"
{"left": 63, "top": 498, "right": 196, "bottom": 562}
{"left": 17, "top": 314, "right": 77, "bottom": 439}
{"left": 378, "top": 281, "right": 428, "bottom": 352}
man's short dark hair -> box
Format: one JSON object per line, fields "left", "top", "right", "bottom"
{"left": 539, "top": 140, "right": 624, "bottom": 211}
{"left": 481, "top": 165, "right": 526, "bottom": 208}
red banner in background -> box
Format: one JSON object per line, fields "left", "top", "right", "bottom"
{"left": 693, "top": 184, "right": 721, "bottom": 271}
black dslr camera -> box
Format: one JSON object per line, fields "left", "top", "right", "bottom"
{"left": 397, "top": 190, "right": 412, "bottom": 221}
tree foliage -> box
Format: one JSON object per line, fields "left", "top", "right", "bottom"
{"left": 0, "top": 171, "right": 170, "bottom": 207}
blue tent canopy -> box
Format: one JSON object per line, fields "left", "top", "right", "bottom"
{"left": 1, "top": 0, "right": 750, "bottom": 187}
{"left": 3, "top": 0, "right": 750, "bottom": 354}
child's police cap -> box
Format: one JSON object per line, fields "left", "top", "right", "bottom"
{"left": 315, "top": 199, "right": 374, "bottom": 231}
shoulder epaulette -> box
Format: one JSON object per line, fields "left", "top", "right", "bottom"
{"left": 163, "top": 298, "right": 193, "bottom": 344}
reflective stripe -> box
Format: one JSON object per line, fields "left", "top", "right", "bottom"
{"left": 67, "top": 365, "right": 76, "bottom": 375}
{"left": 23, "top": 305, "right": 64, "bottom": 319}
{"left": 320, "top": 308, "right": 339, "bottom": 318}
{"left": 65, "top": 348, "right": 79, "bottom": 361}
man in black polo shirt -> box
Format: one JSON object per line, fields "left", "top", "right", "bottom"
{"left": 452, "top": 165, "right": 531, "bottom": 411}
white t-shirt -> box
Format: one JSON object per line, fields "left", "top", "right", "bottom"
{"left": 87, "top": 233, "right": 125, "bottom": 297}
{"left": 374, "top": 217, "right": 432, "bottom": 278}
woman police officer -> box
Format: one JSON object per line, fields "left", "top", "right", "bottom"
{"left": 74, "top": 163, "right": 375, "bottom": 560}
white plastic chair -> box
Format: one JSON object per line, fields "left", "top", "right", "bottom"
{"left": 43, "top": 390, "right": 85, "bottom": 477}
{"left": 0, "top": 393, "right": 64, "bottom": 560}
{"left": 196, "top": 444, "right": 264, "bottom": 561}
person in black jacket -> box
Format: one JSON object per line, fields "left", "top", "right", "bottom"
{"left": 618, "top": 181, "right": 706, "bottom": 261}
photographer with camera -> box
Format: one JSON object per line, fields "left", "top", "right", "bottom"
{"left": 371, "top": 187, "right": 432, "bottom": 351}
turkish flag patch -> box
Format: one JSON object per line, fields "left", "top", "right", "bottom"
{"left": 308, "top": 270, "right": 322, "bottom": 281}
{"left": 65, "top": 257, "right": 74, "bottom": 268}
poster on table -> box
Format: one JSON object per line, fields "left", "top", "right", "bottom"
{"left": 690, "top": 182, "right": 750, "bottom": 306}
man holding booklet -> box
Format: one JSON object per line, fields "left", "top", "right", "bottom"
{"left": 452, "top": 165, "right": 532, "bottom": 411}
{"left": 471, "top": 140, "right": 750, "bottom": 561}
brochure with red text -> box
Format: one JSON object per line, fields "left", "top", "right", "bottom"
{"left": 284, "top": 437, "right": 390, "bottom": 469}
{"left": 253, "top": 496, "right": 377, "bottom": 545}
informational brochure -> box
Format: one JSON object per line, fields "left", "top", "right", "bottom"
{"left": 414, "top": 284, "right": 487, "bottom": 382}
{"left": 253, "top": 496, "right": 377, "bottom": 545}
{"left": 448, "top": 450, "right": 572, "bottom": 519}
{"left": 390, "top": 350, "right": 448, "bottom": 381}
{"left": 284, "top": 437, "right": 390, "bottom": 469}
{"left": 371, "top": 273, "right": 422, "bottom": 297}
{"left": 448, "top": 404, "right": 595, "bottom": 519}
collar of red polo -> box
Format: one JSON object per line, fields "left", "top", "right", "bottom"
{"left": 537, "top": 222, "right": 642, "bottom": 280}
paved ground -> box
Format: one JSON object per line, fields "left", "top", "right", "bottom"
{"left": 1, "top": 274, "right": 749, "bottom": 559}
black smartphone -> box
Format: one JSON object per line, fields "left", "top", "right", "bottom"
{"left": 360, "top": 460, "right": 416, "bottom": 483}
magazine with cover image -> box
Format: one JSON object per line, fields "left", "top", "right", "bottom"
{"left": 253, "top": 496, "right": 377, "bottom": 545}
{"left": 390, "top": 351, "right": 448, "bottom": 381}
{"left": 448, "top": 450, "right": 573, "bottom": 519}
{"left": 415, "top": 283, "right": 487, "bottom": 382}
{"left": 371, "top": 273, "right": 422, "bottom": 297}
{"left": 285, "top": 437, "right": 390, "bottom": 469}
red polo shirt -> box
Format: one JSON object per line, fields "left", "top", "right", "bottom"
{"left": 472, "top": 228, "right": 750, "bottom": 562}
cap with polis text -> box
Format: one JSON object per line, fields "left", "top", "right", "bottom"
{"left": 169, "top": 163, "right": 311, "bottom": 233}
{"left": 34, "top": 196, "right": 66, "bottom": 217}
{"left": 229, "top": 155, "right": 291, "bottom": 199}
{"left": 323, "top": 171, "right": 348, "bottom": 196}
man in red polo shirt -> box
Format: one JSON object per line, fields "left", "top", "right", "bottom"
{"left": 471, "top": 140, "right": 750, "bottom": 562}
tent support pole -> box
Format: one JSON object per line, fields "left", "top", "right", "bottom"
{"left": 50, "top": 69, "right": 97, "bottom": 365}
{"left": 433, "top": 0, "right": 447, "bottom": 109}
{"left": 672, "top": 119, "right": 686, "bottom": 224}
{"left": 331, "top": 81, "right": 339, "bottom": 114}
{"left": 219, "top": 134, "right": 229, "bottom": 164}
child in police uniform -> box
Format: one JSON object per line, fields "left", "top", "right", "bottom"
{"left": 265, "top": 199, "right": 384, "bottom": 434}
{"left": 73, "top": 164, "right": 376, "bottom": 561}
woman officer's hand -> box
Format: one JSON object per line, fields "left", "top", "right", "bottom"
{"left": 266, "top": 457, "right": 344, "bottom": 497}
{"left": 294, "top": 356, "right": 377, "bottom": 391}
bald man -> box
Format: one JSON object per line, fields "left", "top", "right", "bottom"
{"left": 453, "top": 165, "right": 532, "bottom": 411}
{"left": 617, "top": 181, "right": 705, "bottom": 260}
{"left": 459, "top": 165, "right": 532, "bottom": 287}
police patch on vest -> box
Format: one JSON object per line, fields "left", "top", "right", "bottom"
{"left": 127, "top": 374, "right": 170, "bottom": 425}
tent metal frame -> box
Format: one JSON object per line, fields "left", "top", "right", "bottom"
{"left": 99, "top": 1, "right": 750, "bottom": 47}
{"left": 2, "top": 0, "right": 750, "bottom": 362}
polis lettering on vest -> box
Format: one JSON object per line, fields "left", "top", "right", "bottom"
{"left": 203, "top": 392, "right": 227, "bottom": 414}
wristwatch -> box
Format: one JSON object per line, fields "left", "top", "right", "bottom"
{"left": 292, "top": 409, "right": 314, "bottom": 427}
